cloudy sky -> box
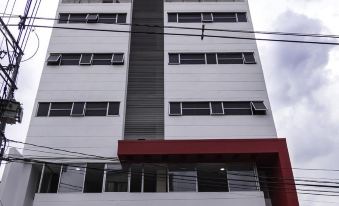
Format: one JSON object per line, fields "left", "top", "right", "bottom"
{"left": 1, "top": 0, "right": 339, "bottom": 205}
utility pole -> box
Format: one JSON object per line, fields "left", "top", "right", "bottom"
{"left": 0, "top": 0, "right": 41, "bottom": 164}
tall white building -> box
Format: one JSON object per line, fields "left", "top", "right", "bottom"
{"left": 0, "top": 0, "right": 299, "bottom": 206}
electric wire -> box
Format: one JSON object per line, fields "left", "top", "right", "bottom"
{"left": 2, "top": 13, "right": 339, "bottom": 40}
{"left": 7, "top": 138, "right": 119, "bottom": 161}
{"left": 21, "top": 28, "right": 39, "bottom": 62}
{"left": 6, "top": 138, "right": 339, "bottom": 174}
{"left": 5, "top": 23, "right": 338, "bottom": 46}
{"left": 4, "top": 156, "right": 339, "bottom": 199}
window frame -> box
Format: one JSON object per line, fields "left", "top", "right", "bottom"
{"left": 47, "top": 54, "right": 62, "bottom": 66}
{"left": 79, "top": 54, "right": 93, "bottom": 65}
{"left": 49, "top": 102, "right": 73, "bottom": 117}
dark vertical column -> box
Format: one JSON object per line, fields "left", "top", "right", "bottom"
{"left": 124, "top": 0, "right": 164, "bottom": 140}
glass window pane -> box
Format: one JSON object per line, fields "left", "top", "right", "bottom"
{"left": 84, "top": 163, "right": 105, "bottom": 193}
{"left": 92, "top": 54, "right": 113, "bottom": 65}
{"left": 169, "top": 102, "right": 181, "bottom": 115}
{"left": 251, "top": 101, "right": 267, "bottom": 115}
{"left": 223, "top": 102, "right": 250, "bottom": 109}
{"left": 60, "top": 54, "right": 81, "bottom": 65}
{"left": 243, "top": 52, "right": 256, "bottom": 64}
{"left": 98, "top": 14, "right": 116, "bottom": 23}
{"left": 143, "top": 165, "right": 168, "bottom": 192}
{"left": 169, "top": 54, "right": 179, "bottom": 64}
{"left": 85, "top": 102, "right": 107, "bottom": 116}
{"left": 168, "top": 13, "right": 177, "bottom": 22}
{"left": 227, "top": 164, "right": 258, "bottom": 191}
{"left": 182, "top": 102, "right": 210, "bottom": 109}
{"left": 58, "top": 164, "right": 86, "bottom": 193}
{"left": 47, "top": 54, "right": 61, "bottom": 65}
{"left": 130, "top": 165, "right": 142, "bottom": 192}
{"left": 213, "top": 13, "right": 237, "bottom": 22}
{"left": 117, "top": 14, "right": 127, "bottom": 23}
{"left": 180, "top": 54, "right": 205, "bottom": 64}
{"left": 86, "top": 102, "right": 107, "bottom": 109}
{"left": 206, "top": 53, "right": 217, "bottom": 64}
{"left": 108, "top": 102, "right": 120, "bottom": 115}
{"left": 80, "top": 54, "right": 93, "bottom": 65}
{"left": 197, "top": 164, "right": 228, "bottom": 192}
{"left": 202, "top": 13, "right": 213, "bottom": 22}
{"left": 87, "top": 14, "right": 99, "bottom": 23}
{"left": 59, "top": 14, "right": 69, "bottom": 23}
{"left": 112, "top": 53, "right": 124, "bottom": 65}
{"left": 40, "top": 164, "right": 61, "bottom": 193}
{"left": 211, "top": 102, "right": 223, "bottom": 114}
{"left": 237, "top": 12, "right": 247, "bottom": 22}
{"left": 71, "top": 102, "right": 85, "bottom": 116}
{"left": 182, "top": 109, "right": 210, "bottom": 115}
{"left": 50, "top": 102, "right": 73, "bottom": 109}
{"left": 37, "top": 103, "right": 50, "bottom": 116}
{"left": 169, "top": 165, "right": 196, "bottom": 192}
{"left": 178, "top": 13, "right": 201, "bottom": 23}
{"left": 69, "top": 14, "right": 87, "bottom": 23}
{"left": 105, "top": 164, "right": 128, "bottom": 192}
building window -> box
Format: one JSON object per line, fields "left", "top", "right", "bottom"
{"left": 92, "top": 53, "right": 114, "bottom": 65}
{"left": 39, "top": 164, "right": 61, "bottom": 193}
{"left": 181, "top": 102, "right": 210, "bottom": 115}
{"left": 58, "top": 164, "right": 86, "bottom": 193}
{"left": 60, "top": 54, "right": 81, "bottom": 65}
{"left": 49, "top": 102, "right": 73, "bottom": 116}
{"left": 169, "top": 101, "right": 267, "bottom": 116}
{"left": 47, "top": 53, "right": 124, "bottom": 66}
{"left": 169, "top": 165, "right": 197, "bottom": 192}
{"left": 178, "top": 13, "right": 202, "bottom": 23}
{"left": 68, "top": 14, "right": 87, "bottom": 23}
{"left": 168, "top": 12, "right": 247, "bottom": 23}
{"left": 168, "top": 54, "right": 180, "bottom": 65}
{"left": 112, "top": 53, "right": 125, "bottom": 65}
{"left": 217, "top": 53, "right": 244, "bottom": 64}
{"left": 251, "top": 101, "right": 267, "bottom": 115}
{"left": 37, "top": 162, "right": 259, "bottom": 194}
{"left": 197, "top": 164, "right": 228, "bottom": 192}
{"left": 46, "top": 54, "right": 61, "bottom": 65}
{"left": 223, "top": 102, "right": 252, "bottom": 115}
{"left": 180, "top": 53, "right": 206, "bottom": 64}
{"left": 36, "top": 103, "right": 50, "bottom": 116}
{"left": 85, "top": 102, "right": 108, "bottom": 116}
{"left": 105, "top": 164, "right": 128, "bottom": 192}
{"left": 79, "top": 54, "right": 93, "bottom": 65}
{"left": 71, "top": 102, "right": 85, "bottom": 116}
{"left": 84, "top": 163, "right": 105, "bottom": 193}
{"left": 130, "top": 165, "right": 142, "bottom": 192}
{"left": 37, "top": 102, "right": 120, "bottom": 117}
{"left": 169, "top": 102, "right": 181, "bottom": 116}
{"left": 168, "top": 52, "right": 255, "bottom": 65}
{"left": 211, "top": 102, "right": 223, "bottom": 115}
{"left": 58, "top": 13, "right": 127, "bottom": 24}
{"left": 227, "top": 164, "right": 259, "bottom": 192}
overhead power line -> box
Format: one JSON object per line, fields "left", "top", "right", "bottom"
{"left": 3, "top": 155, "right": 339, "bottom": 199}
{"left": 2, "top": 13, "right": 339, "bottom": 40}
{"left": 3, "top": 23, "right": 339, "bottom": 46}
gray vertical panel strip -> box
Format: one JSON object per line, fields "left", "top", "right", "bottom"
{"left": 124, "top": 0, "right": 164, "bottom": 140}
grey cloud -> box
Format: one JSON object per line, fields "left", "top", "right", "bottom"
{"left": 267, "top": 10, "right": 333, "bottom": 108}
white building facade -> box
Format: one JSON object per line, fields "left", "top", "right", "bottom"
{"left": 0, "top": 0, "right": 299, "bottom": 206}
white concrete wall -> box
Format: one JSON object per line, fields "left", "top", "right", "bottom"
{"left": 24, "top": 1, "right": 132, "bottom": 158}
{"left": 0, "top": 149, "right": 39, "bottom": 206}
{"left": 164, "top": 1, "right": 277, "bottom": 139}
{"left": 33, "top": 191, "right": 266, "bottom": 206}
